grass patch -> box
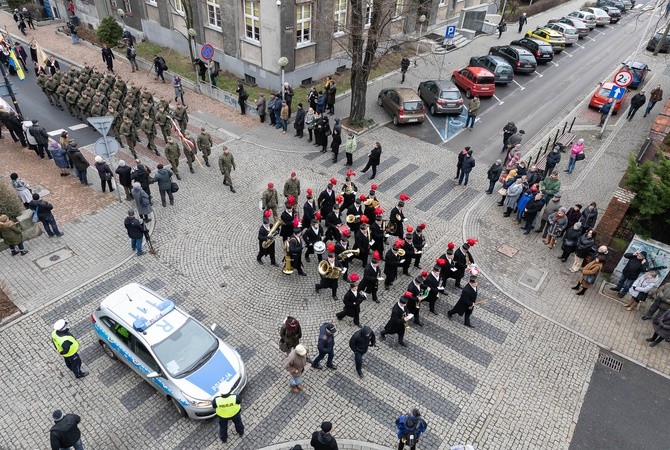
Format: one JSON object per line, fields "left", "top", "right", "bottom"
{"left": 610, "top": 236, "right": 630, "bottom": 252}
{"left": 134, "top": 42, "right": 199, "bottom": 82}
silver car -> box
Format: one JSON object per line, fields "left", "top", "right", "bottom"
{"left": 568, "top": 10, "right": 596, "bottom": 29}
{"left": 581, "top": 7, "right": 611, "bottom": 26}
{"left": 417, "top": 80, "right": 464, "bottom": 115}
{"left": 544, "top": 22, "right": 579, "bottom": 45}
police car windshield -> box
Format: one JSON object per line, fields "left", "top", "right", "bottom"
{"left": 151, "top": 318, "right": 218, "bottom": 378}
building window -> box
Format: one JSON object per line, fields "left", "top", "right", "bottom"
{"left": 365, "top": 0, "right": 373, "bottom": 26}
{"left": 207, "top": 0, "right": 222, "bottom": 28}
{"left": 296, "top": 4, "right": 312, "bottom": 44}
{"left": 123, "top": 0, "right": 132, "bottom": 14}
{"left": 146, "top": 0, "right": 157, "bottom": 6}
{"left": 173, "top": 0, "right": 184, "bottom": 14}
{"left": 394, "top": 0, "right": 403, "bottom": 17}
{"left": 334, "top": 0, "right": 347, "bottom": 33}
{"left": 439, "top": 0, "right": 446, "bottom": 5}
{"left": 244, "top": 0, "right": 260, "bottom": 42}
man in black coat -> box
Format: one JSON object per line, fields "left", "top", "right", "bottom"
{"left": 7, "top": 110, "right": 27, "bottom": 146}
{"left": 347, "top": 197, "right": 364, "bottom": 235}
{"left": 349, "top": 325, "right": 376, "bottom": 378}
{"left": 455, "top": 147, "right": 470, "bottom": 180}
{"left": 303, "top": 218, "right": 324, "bottom": 263}
{"left": 315, "top": 246, "right": 342, "bottom": 300}
{"left": 438, "top": 248, "right": 458, "bottom": 288}
{"left": 124, "top": 209, "right": 147, "bottom": 256}
{"left": 67, "top": 143, "right": 91, "bottom": 186}
{"left": 115, "top": 160, "right": 133, "bottom": 201}
{"left": 310, "top": 421, "right": 338, "bottom": 450}
{"left": 544, "top": 147, "right": 561, "bottom": 178}
{"left": 411, "top": 224, "right": 426, "bottom": 268}
{"left": 353, "top": 221, "right": 370, "bottom": 266}
{"left": 458, "top": 149, "right": 476, "bottom": 186}
{"left": 388, "top": 201, "right": 406, "bottom": 239}
{"left": 50, "top": 410, "right": 84, "bottom": 450}
{"left": 257, "top": 213, "right": 278, "bottom": 266}
{"left": 361, "top": 142, "right": 382, "bottom": 179}
{"left": 335, "top": 231, "right": 352, "bottom": 282}
{"left": 30, "top": 193, "right": 64, "bottom": 237}
{"left": 336, "top": 274, "right": 365, "bottom": 327}
{"left": 448, "top": 275, "right": 478, "bottom": 327}
{"left": 28, "top": 120, "right": 51, "bottom": 159}
{"left": 324, "top": 203, "right": 342, "bottom": 242}
{"left": 380, "top": 293, "right": 411, "bottom": 346}
{"left": 453, "top": 243, "right": 473, "bottom": 288}
{"left": 522, "top": 192, "right": 545, "bottom": 234}
{"left": 401, "top": 230, "right": 416, "bottom": 275}
{"left": 359, "top": 251, "right": 382, "bottom": 303}
{"left": 406, "top": 275, "right": 425, "bottom": 326}
{"left": 627, "top": 91, "right": 646, "bottom": 121}
{"left": 486, "top": 159, "right": 503, "bottom": 194}
{"left": 302, "top": 194, "right": 317, "bottom": 229}
{"left": 318, "top": 182, "right": 335, "bottom": 217}
{"left": 311, "top": 323, "right": 337, "bottom": 370}
{"left": 384, "top": 241, "right": 405, "bottom": 289}
{"left": 294, "top": 103, "right": 305, "bottom": 137}
{"left": 288, "top": 227, "right": 307, "bottom": 276}
{"left": 370, "top": 213, "right": 385, "bottom": 256}
{"left": 610, "top": 250, "right": 650, "bottom": 298}
{"left": 130, "top": 162, "right": 152, "bottom": 198}
{"left": 280, "top": 203, "right": 297, "bottom": 242}
{"left": 424, "top": 264, "right": 441, "bottom": 315}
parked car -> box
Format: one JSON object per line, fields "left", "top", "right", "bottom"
{"left": 525, "top": 27, "right": 566, "bottom": 53}
{"left": 646, "top": 28, "right": 670, "bottom": 53}
{"left": 377, "top": 88, "right": 426, "bottom": 125}
{"left": 568, "top": 11, "right": 597, "bottom": 29}
{"left": 417, "top": 80, "right": 464, "bottom": 115}
{"left": 91, "top": 283, "right": 248, "bottom": 419}
{"left": 510, "top": 38, "right": 554, "bottom": 63}
{"left": 468, "top": 55, "right": 514, "bottom": 84}
{"left": 544, "top": 22, "right": 580, "bottom": 45}
{"left": 581, "top": 7, "right": 611, "bottom": 26}
{"left": 621, "top": 61, "right": 649, "bottom": 89}
{"left": 451, "top": 67, "right": 496, "bottom": 98}
{"left": 489, "top": 45, "right": 537, "bottom": 74}
{"left": 597, "top": 0, "right": 626, "bottom": 12}
{"left": 589, "top": 82, "right": 626, "bottom": 112}
{"left": 621, "top": 0, "right": 633, "bottom": 10}
{"left": 601, "top": 6, "right": 622, "bottom": 23}
{"left": 550, "top": 17, "right": 590, "bottom": 38}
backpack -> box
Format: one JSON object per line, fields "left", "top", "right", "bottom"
{"left": 158, "top": 57, "right": 167, "bottom": 71}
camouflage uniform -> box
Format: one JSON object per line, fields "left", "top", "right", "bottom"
{"left": 182, "top": 132, "right": 197, "bottom": 173}
{"left": 114, "top": 76, "right": 127, "bottom": 96}
{"left": 108, "top": 108, "right": 124, "bottom": 147}
{"left": 89, "top": 101, "right": 105, "bottom": 118}
{"left": 154, "top": 107, "right": 172, "bottom": 143}
{"left": 140, "top": 87, "right": 153, "bottom": 105}
{"left": 164, "top": 138, "right": 181, "bottom": 179}
{"left": 141, "top": 114, "right": 159, "bottom": 155}
{"left": 139, "top": 100, "right": 153, "bottom": 120}
{"left": 97, "top": 80, "right": 111, "bottom": 96}
{"left": 76, "top": 94, "right": 92, "bottom": 121}
{"left": 119, "top": 117, "right": 139, "bottom": 158}
{"left": 218, "top": 147, "right": 236, "bottom": 192}
{"left": 123, "top": 103, "right": 140, "bottom": 127}
{"left": 70, "top": 78, "right": 84, "bottom": 94}
{"left": 45, "top": 76, "right": 60, "bottom": 107}
{"left": 157, "top": 98, "right": 170, "bottom": 112}
{"left": 173, "top": 104, "right": 188, "bottom": 132}
{"left": 108, "top": 97, "right": 122, "bottom": 113}
{"left": 197, "top": 128, "right": 213, "bottom": 167}
{"left": 55, "top": 83, "right": 69, "bottom": 109}
{"left": 65, "top": 88, "right": 79, "bottom": 116}
{"left": 92, "top": 91, "right": 107, "bottom": 109}
{"left": 36, "top": 73, "right": 48, "bottom": 98}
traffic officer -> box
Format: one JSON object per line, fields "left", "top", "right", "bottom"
{"left": 211, "top": 391, "right": 244, "bottom": 443}
{"left": 119, "top": 116, "right": 139, "bottom": 158}
{"left": 182, "top": 131, "right": 197, "bottom": 173}
{"left": 141, "top": 113, "right": 159, "bottom": 155}
{"left": 155, "top": 106, "right": 172, "bottom": 143}
{"left": 164, "top": 136, "right": 182, "bottom": 180}
{"left": 51, "top": 319, "right": 88, "bottom": 379}
{"left": 197, "top": 127, "right": 213, "bottom": 167}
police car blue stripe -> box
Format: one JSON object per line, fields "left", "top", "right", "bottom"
{"left": 185, "top": 350, "right": 237, "bottom": 396}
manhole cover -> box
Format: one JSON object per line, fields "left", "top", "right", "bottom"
{"left": 498, "top": 244, "right": 518, "bottom": 258}
{"left": 598, "top": 352, "right": 623, "bottom": 372}
{"left": 517, "top": 265, "right": 547, "bottom": 291}
{"left": 35, "top": 248, "right": 74, "bottom": 269}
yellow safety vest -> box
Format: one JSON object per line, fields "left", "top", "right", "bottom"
{"left": 51, "top": 331, "right": 79, "bottom": 358}
{"left": 215, "top": 395, "right": 241, "bottom": 418}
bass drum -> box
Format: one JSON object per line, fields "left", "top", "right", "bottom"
{"left": 337, "top": 223, "right": 350, "bottom": 237}
{"left": 314, "top": 241, "right": 326, "bottom": 254}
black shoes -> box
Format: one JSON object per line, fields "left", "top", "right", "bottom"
{"left": 327, "top": 364, "right": 337, "bottom": 370}
{"left": 464, "top": 323, "right": 474, "bottom": 328}
{"left": 414, "top": 321, "right": 423, "bottom": 327}
{"left": 398, "top": 341, "right": 407, "bottom": 347}
{"left": 645, "top": 337, "right": 655, "bottom": 342}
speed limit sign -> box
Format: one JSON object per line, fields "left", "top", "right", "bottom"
{"left": 614, "top": 70, "right": 633, "bottom": 88}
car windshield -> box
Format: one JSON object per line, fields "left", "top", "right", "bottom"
{"left": 403, "top": 101, "right": 423, "bottom": 111}
{"left": 440, "top": 91, "right": 461, "bottom": 100}
{"left": 597, "top": 86, "right": 611, "bottom": 97}
{"left": 152, "top": 318, "right": 218, "bottom": 378}
{"left": 539, "top": 44, "right": 552, "bottom": 52}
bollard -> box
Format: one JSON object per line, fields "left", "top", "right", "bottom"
{"left": 561, "top": 121, "right": 567, "bottom": 134}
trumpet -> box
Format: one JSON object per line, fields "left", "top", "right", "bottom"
{"left": 318, "top": 261, "right": 343, "bottom": 279}
{"left": 262, "top": 218, "right": 284, "bottom": 249}
{"left": 339, "top": 248, "right": 360, "bottom": 261}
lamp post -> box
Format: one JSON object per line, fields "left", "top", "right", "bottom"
{"left": 416, "top": 14, "right": 426, "bottom": 56}
{"left": 117, "top": 9, "right": 126, "bottom": 28}
{"left": 187, "top": 28, "right": 201, "bottom": 92}
{"left": 278, "top": 56, "right": 288, "bottom": 100}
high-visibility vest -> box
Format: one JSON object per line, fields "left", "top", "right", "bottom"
{"left": 51, "top": 331, "right": 79, "bottom": 358}
{"left": 215, "top": 395, "right": 241, "bottom": 418}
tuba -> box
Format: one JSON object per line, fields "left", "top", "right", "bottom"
{"left": 282, "top": 240, "right": 294, "bottom": 275}
{"left": 346, "top": 214, "right": 359, "bottom": 224}
{"left": 397, "top": 248, "right": 406, "bottom": 257}
{"left": 318, "top": 261, "right": 343, "bottom": 279}
{"left": 339, "top": 248, "right": 360, "bottom": 261}
{"left": 386, "top": 220, "right": 397, "bottom": 235}
{"left": 262, "top": 219, "right": 285, "bottom": 249}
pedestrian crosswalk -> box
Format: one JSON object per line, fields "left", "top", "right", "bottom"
{"left": 46, "top": 123, "right": 89, "bottom": 136}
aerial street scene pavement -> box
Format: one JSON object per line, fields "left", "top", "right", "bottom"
{"left": 1, "top": 0, "right": 670, "bottom": 448}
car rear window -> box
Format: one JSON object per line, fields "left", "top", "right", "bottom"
{"left": 585, "top": 14, "right": 595, "bottom": 20}
{"left": 539, "top": 44, "right": 553, "bottom": 52}
{"left": 597, "top": 87, "right": 611, "bottom": 97}
{"left": 477, "top": 76, "right": 495, "bottom": 85}
{"left": 520, "top": 55, "right": 536, "bottom": 63}
{"left": 403, "top": 101, "right": 423, "bottom": 111}
{"left": 496, "top": 66, "right": 513, "bottom": 74}
{"left": 440, "top": 91, "right": 461, "bottom": 100}
{"left": 565, "top": 28, "right": 577, "bottom": 34}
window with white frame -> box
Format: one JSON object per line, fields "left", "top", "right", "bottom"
{"left": 123, "top": 0, "right": 132, "bottom": 14}
{"left": 173, "top": 0, "right": 184, "bottom": 14}
{"left": 207, "top": 0, "right": 222, "bottom": 28}
{"left": 146, "top": 0, "right": 157, "bottom": 6}
{"left": 244, "top": 0, "right": 260, "bottom": 42}
{"left": 439, "top": 0, "right": 446, "bottom": 5}
{"left": 365, "top": 0, "right": 373, "bottom": 26}
{"left": 394, "top": 0, "right": 403, "bottom": 18}
{"left": 334, "top": 0, "right": 347, "bottom": 33}
{"left": 296, "top": 4, "right": 312, "bottom": 44}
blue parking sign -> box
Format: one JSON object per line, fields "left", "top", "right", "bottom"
{"left": 445, "top": 25, "right": 456, "bottom": 39}
{"left": 609, "top": 86, "right": 626, "bottom": 100}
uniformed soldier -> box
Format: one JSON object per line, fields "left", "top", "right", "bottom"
{"left": 92, "top": 90, "right": 107, "bottom": 109}
{"left": 108, "top": 97, "right": 122, "bottom": 113}
{"left": 157, "top": 96, "right": 170, "bottom": 113}
{"left": 51, "top": 319, "right": 88, "bottom": 379}
{"left": 81, "top": 85, "right": 95, "bottom": 100}
{"left": 82, "top": 63, "right": 93, "bottom": 77}
{"left": 114, "top": 75, "right": 127, "bottom": 96}
{"left": 140, "top": 86, "right": 153, "bottom": 105}
{"left": 107, "top": 107, "right": 124, "bottom": 147}
{"left": 86, "top": 74, "right": 100, "bottom": 91}
{"left": 174, "top": 104, "right": 188, "bottom": 132}
{"left": 89, "top": 99, "right": 105, "bottom": 118}
{"left": 218, "top": 146, "right": 236, "bottom": 192}
{"left": 109, "top": 86, "right": 124, "bottom": 103}
{"left": 78, "top": 65, "right": 91, "bottom": 85}
{"left": 97, "top": 78, "right": 111, "bottom": 97}
{"left": 65, "top": 87, "right": 79, "bottom": 116}
{"left": 45, "top": 75, "right": 60, "bottom": 108}
{"left": 36, "top": 72, "right": 49, "bottom": 100}
{"left": 155, "top": 107, "right": 171, "bottom": 143}
{"left": 119, "top": 116, "right": 138, "bottom": 158}
{"left": 164, "top": 136, "right": 182, "bottom": 180}
{"left": 123, "top": 102, "right": 139, "bottom": 127}
{"left": 126, "top": 83, "right": 140, "bottom": 106}
{"left": 139, "top": 99, "right": 153, "bottom": 120}
{"left": 212, "top": 391, "right": 244, "bottom": 443}
{"left": 104, "top": 73, "right": 116, "bottom": 89}
{"left": 76, "top": 93, "right": 92, "bottom": 121}
{"left": 196, "top": 127, "right": 213, "bottom": 166}
{"left": 141, "top": 113, "right": 159, "bottom": 155}
{"left": 262, "top": 182, "right": 279, "bottom": 219}
{"left": 55, "top": 82, "right": 69, "bottom": 111}
{"left": 182, "top": 131, "right": 197, "bottom": 173}
{"left": 70, "top": 76, "right": 84, "bottom": 94}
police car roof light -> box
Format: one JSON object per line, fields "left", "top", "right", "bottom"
{"left": 132, "top": 299, "right": 175, "bottom": 332}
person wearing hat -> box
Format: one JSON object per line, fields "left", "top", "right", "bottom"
{"left": 344, "top": 131, "right": 357, "bottom": 166}
{"left": 93, "top": 155, "right": 114, "bottom": 193}
{"left": 262, "top": 182, "right": 280, "bottom": 220}
{"left": 370, "top": 211, "right": 385, "bottom": 257}
{"left": 557, "top": 221, "right": 582, "bottom": 263}
{"left": 218, "top": 146, "right": 236, "bottom": 193}
{"left": 131, "top": 160, "right": 153, "bottom": 198}
{"left": 281, "top": 200, "right": 298, "bottom": 242}
{"left": 380, "top": 292, "right": 413, "bottom": 346}
{"left": 0, "top": 214, "right": 28, "bottom": 256}
{"left": 284, "top": 172, "right": 301, "bottom": 204}
{"left": 610, "top": 250, "right": 650, "bottom": 298}
{"left": 485, "top": 159, "right": 504, "bottom": 195}
{"left": 580, "top": 202, "right": 598, "bottom": 235}
{"left": 29, "top": 193, "right": 64, "bottom": 237}
{"left": 336, "top": 273, "right": 365, "bottom": 327}
{"left": 257, "top": 210, "right": 278, "bottom": 266}
{"left": 458, "top": 148, "right": 475, "bottom": 186}
{"left": 623, "top": 270, "right": 660, "bottom": 311}
{"left": 311, "top": 323, "right": 337, "bottom": 370}
{"left": 195, "top": 127, "right": 213, "bottom": 167}
{"left": 315, "top": 244, "right": 341, "bottom": 297}
{"left": 565, "top": 138, "right": 584, "bottom": 174}
{"left": 212, "top": 390, "right": 244, "bottom": 443}
{"left": 447, "top": 275, "right": 479, "bottom": 327}
{"left": 288, "top": 226, "right": 308, "bottom": 276}
{"left": 349, "top": 325, "right": 376, "bottom": 378}
{"left": 310, "top": 421, "right": 338, "bottom": 450}
{"left": 384, "top": 240, "right": 406, "bottom": 290}
{"left": 302, "top": 190, "right": 317, "bottom": 228}
{"left": 438, "top": 245, "right": 458, "bottom": 288}
{"left": 353, "top": 218, "right": 370, "bottom": 265}
{"left": 423, "top": 264, "right": 441, "bottom": 315}
{"left": 340, "top": 175, "right": 358, "bottom": 210}
{"left": 536, "top": 192, "right": 563, "bottom": 237}
{"left": 335, "top": 229, "right": 352, "bottom": 282}
{"left": 283, "top": 344, "right": 308, "bottom": 393}
{"left": 114, "top": 160, "right": 133, "bottom": 201}
{"left": 348, "top": 195, "right": 364, "bottom": 234}
{"left": 124, "top": 209, "right": 147, "bottom": 256}
{"left": 51, "top": 319, "right": 87, "bottom": 378}
{"left": 324, "top": 203, "right": 343, "bottom": 243}
{"left": 318, "top": 182, "right": 336, "bottom": 217}
{"left": 544, "top": 208, "right": 567, "bottom": 249}
{"left": 359, "top": 250, "right": 382, "bottom": 303}
{"left": 361, "top": 141, "right": 382, "bottom": 180}
{"left": 395, "top": 408, "right": 427, "bottom": 450}
{"left": 406, "top": 275, "right": 425, "bottom": 326}
{"left": 401, "top": 229, "right": 417, "bottom": 276}
{"left": 453, "top": 243, "right": 474, "bottom": 288}
{"left": 49, "top": 409, "right": 84, "bottom": 450}
{"left": 279, "top": 316, "right": 303, "bottom": 354}
{"left": 388, "top": 200, "right": 406, "bottom": 239}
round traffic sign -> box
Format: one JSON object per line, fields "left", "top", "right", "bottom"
{"left": 614, "top": 70, "right": 633, "bottom": 88}
{"left": 94, "top": 136, "right": 120, "bottom": 158}
{"left": 200, "top": 44, "right": 214, "bottom": 61}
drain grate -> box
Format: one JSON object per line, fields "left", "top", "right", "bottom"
{"left": 598, "top": 353, "right": 623, "bottom": 372}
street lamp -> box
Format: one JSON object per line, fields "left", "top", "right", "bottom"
{"left": 278, "top": 56, "right": 289, "bottom": 100}
{"left": 117, "top": 9, "right": 126, "bottom": 28}
{"left": 188, "top": 28, "right": 201, "bottom": 91}
{"left": 416, "top": 14, "right": 426, "bottom": 56}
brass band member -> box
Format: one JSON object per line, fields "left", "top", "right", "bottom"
{"left": 447, "top": 275, "right": 479, "bottom": 327}
{"left": 412, "top": 223, "right": 426, "bottom": 269}
{"left": 302, "top": 188, "right": 317, "bottom": 228}
{"left": 380, "top": 292, "right": 413, "bottom": 347}
{"left": 424, "top": 264, "right": 442, "bottom": 315}
{"left": 318, "top": 179, "right": 336, "bottom": 217}
{"left": 257, "top": 210, "right": 278, "bottom": 266}
{"left": 335, "top": 229, "right": 352, "bottom": 282}
{"left": 453, "top": 239, "right": 476, "bottom": 289}
{"left": 384, "top": 239, "right": 405, "bottom": 290}
{"left": 401, "top": 227, "right": 416, "bottom": 276}
{"left": 304, "top": 216, "right": 324, "bottom": 263}
{"left": 406, "top": 275, "right": 425, "bottom": 326}
{"left": 363, "top": 188, "right": 378, "bottom": 223}
{"left": 280, "top": 197, "right": 298, "bottom": 242}
{"left": 325, "top": 202, "right": 342, "bottom": 242}
{"left": 359, "top": 250, "right": 382, "bottom": 303}
{"left": 341, "top": 172, "right": 358, "bottom": 211}
{"left": 336, "top": 273, "right": 365, "bottom": 328}
{"left": 353, "top": 216, "right": 370, "bottom": 266}
{"left": 315, "top": 243, "right": 342, "bottom": 300}
{"left": 347, "top": 195, "right": 365, "bottom": 235}
{"left": 389, "top": 195, "right": 409, "bottom": 239}
{"left": 370, "top": 208, "right": 385, "bottom": 257}
{"left": 288, "top": 226, "right": 307, "bottom": 276}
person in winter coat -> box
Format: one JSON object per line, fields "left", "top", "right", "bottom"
{"left": 131, "top": 182, "right": 153, "bottom": 222}
{"left": 305, "top": 107, "right": 316, "bottom": 142}
{"left": 646, "top": 309, "right": 670, "bottom": 347}
{"left": 93, "top": 155, "right": 114, "bottom": 193}
{"left": 455, "top": 147, "right": 469, "bottom": 180}
{"left": 101, "top": 44, "right": 114, "bottom": 73}
{"left": 518, "top": 12, "right": 527, "bottom": 33}
{"left": 349, "top": 325, "right": 375, "bottom": 378}
{"left": 284, "top": 344, "right": 307, "bottom": 393}
{"left": 381, "top": 293, "right": 412, "bottom": 345}
{"left": 515, "top": 188, "right": 534, "bottom": 223}
{"left": 49, "top": 410, "right": 84, "bottom": 450}
{"left": 28, "top": 119, "right": 50, "bottom": 159}
{"left": 124, "top": 209, "right": 147, "bottom": 256}
{"left": 502, "top": 121, "right": 517, "bottom": 148}
{"left": 504, "top": 148, "right": 521, "bottom": 170}
{"left": 151, "top": 164, "right": 175, "bottom": 207}
{"left": 644, "top": 85, "right": 663, "bottom": 117}
{"left": 10, "top": 173, "right": 32, "bottom": 207}
{"left": 458, "top": 149, "right": 476, "bottom": 186}
{"left": 283, "top": 82, "right": 294, "bottom": 117}
{"left": 571, "top": 229, "right": 596, "bottom": 272}
{"left": 544, "top": 208, "right": 568, "bottom": 249}
{"left": 400, "top": 57, "right": 410, "bottom": 83}
{"left": 126, "top": 43, "right": 139, "bottom": 72}
{"left": 279, "top": 316, "right": 302, "bottom": 354}
{"left": 316, "top": 91, "right": 327, "bottom": 114}
{"left": 255, "top": 93, "right": 266, "bottom": 123}
{"left": 539, "top": 171, "right": 561, "bottom": 202}
{"left": 236, "top": 83, "right": 248, "bottom": 115}
{"left": 0, "top": 214, "right": 28, "bottom": 255}
{"left": 330, "top": 117, "right": 342, "bottom": 162}
{"left": 316, "top": 115, "right": 331, "bottom": 152}
{"left": 115, "top": 160, "right": 133, "bottom": 201}
{"left": 572, "top": 253, "right": 605, "bottom": 295}
{"left": 327, "top": 82, "right": 337, "bottom": 115}
{"left": 268, "top": 94, "right": 278, "bottom": 126}
{"left": 219, "top": 147, "right": 236, "bottom": 193}
{"left": 361, "top": 142, "right": 382, "bottom": 179}
{"left": 465, "top": 96, "right": 480, "bottom": 128}
{"left": 522, "top": 192, "right": 544, "bottom": 234}
{"left": 131, "top": 163, "right": 152, "bottom": 198}
{"left": 544, "top": 145, "right": 562, "bottom": 177}
{"left": 279, "top": 101, "right": 289, "bottom": 133}
{"left": 173, "top": 75, "right": 185, "bottom": 105}
{"left": 29, "top": 193, "right": 63, "bottom": 237}
{"left": 623, "top": 271, "right": 659, "bottom": 311}
{"left": 610, "top": 250, "right": 650, "bottom": 297}
{"left": 311, "top": 323, "right": 337, "bottom": 369}
{"left": 497, "top": 18, "right": 507, "bottom": 38}
{"left": 344, "top": 132, "right": 357, "bottom": 166}
{"left": 67, "top": 142, "right": 91, "bottom": 185}
{"left": 641, "top": 284, "right": 670, "bottom": 321}
{"left": 273, "top": 96, "right": 283, "bottom": 129}
{"left": 565, "top": 204, "right": 582, "bottom": 229}
{"left": 485, "top": 159, "right": 503, "bottom": 194}
{"left": 580, "top": 202, "right": 598, "bottom": 234}
{"left": 51, "top": 142, "right": 71, "bottom": 176}
{"left": 627, "top": 91, "right": 646, "bottom": 121}
{"left": 565, "top": 138, "right": 584, "bottom": 174}
{"left": 310, "top": 421, "right": 338, "bottom": 450}
{"left": 396, "top": 408, "right": 428, "bottom": 450}
{"left": 502, "top": 178, "right": 523, "bottom": 217}
{"left": 537, "top": 193, "right": 562, "bottom": 237}
{"left": 599, "top": 99, "right": 613, "bottom": 127}
{"left": 558, "top": 222, "right": 582, "bottom": 262}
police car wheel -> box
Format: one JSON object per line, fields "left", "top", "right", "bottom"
{"left": 99, "top": 341, "right": 117, "bottom": 360}
{"left": 169, "top": 396, "right": 187, "bottom": 417}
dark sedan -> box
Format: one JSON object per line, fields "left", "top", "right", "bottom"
{"left": 489, "top": 45, "right": 537, "bottom": 74}
{"left": 469, "top": 55, "right": 514, "bottom": 84}
{"left": 510, "top": 38, "right": 554, "bottom": 64}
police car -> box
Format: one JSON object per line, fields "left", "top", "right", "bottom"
{"left": 90, "top": 283, "right": 247, "bottom": 419}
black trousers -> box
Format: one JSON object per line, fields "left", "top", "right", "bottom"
{"left": 448, "top": 306, "right": 472, "bottom": 325}
{"left": 100, "top": 178, "right": 113, "bottom": 192}
{"left": 316, "top": 277, "right": 338, "bottom": 297}
{"left": 257, "top": 242, "right": 276, "bottom": 264}
{"left": 336, "top": 307, "right": 360, "bottom": 325}
{"left": 64, "top": 353, "right": 85, "bottom": 378}
{"left": 159, "top": 188, "right": 174, "bottom": 205}
{"left": 385, "top": 269, "right": 398, "bottom": 288}
{"left": 361, "top": 162, "right": 377, "bottom": 178}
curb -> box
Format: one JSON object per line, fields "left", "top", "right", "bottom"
{"left": 258, "top": 439, "right": 393, "bottom": 450}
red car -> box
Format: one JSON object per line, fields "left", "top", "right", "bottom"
{"left": 589, "top": 82, "right": 625, "bottom": 113}
{"left": 451, "top": 67, "right": 496, "bottom": 98}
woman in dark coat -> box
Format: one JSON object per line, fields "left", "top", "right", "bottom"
{"left": 522, "top": 192, "right": 544, "bottom": 234}
{"left": 565, "top": 204, "right": 582, "bottom": 229}
{"left": 646, "top": 309, "right": 670, "bottom": 347}
{"left": 279, "top": 316, "right": 302, "bottom": 354}
{"left": 315, "top": 115, "right": 330, "bottom": 153}
{"left": 571, "top": 229, "right": 596, "bottom": 272}
{"left": 67, "top": 143, "right": 91, "bottom": 185}
{"left": 51, "top": 143, "right": 70, "bottom": 176}
{"left": 558, "top": 222, "right": 582, "bottom": 262}
{"left": 236, "top": 83, "right": 248, "bottom": 115}
{"left": 94, "top": 156, "right": 114, "bottom": 193}
{"left": 330, "top": 117, "right": 342, "bottom": 163}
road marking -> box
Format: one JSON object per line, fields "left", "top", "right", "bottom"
{"left": 69, "top": 123, "right": 89, "bottom": 131}
{"left": 561, "top": 50, "right": 573, "bottom": 57}
{"left": 48, "top": 128, "right": 66, "bottom": 136}
{"left": 512, "top": 79, "right": 525, "bottom": 90}
{"left": 426, "top": 114, "right": 448, "bottom": 143}
{"left": 573, "top": 43, "right": 584, "bottom": 49}
{"left": 586, "top": 36, "right": 596, "bottom": 42}
{"left": 492, "top": 94, "right": 504, "bottom": 105}
{"left": 551, "top": 61, "right": 559, "bottom": 67}
{"left": 534, "top": 70, "right": 544, "bottom": 78}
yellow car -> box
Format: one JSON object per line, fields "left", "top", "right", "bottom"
{"left": 525, "top": 27, "right": 566, "bottom": 53}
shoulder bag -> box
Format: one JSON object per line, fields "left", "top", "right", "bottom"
{"left": 170, "top": 182, "right": 179, "bottom": 193}
{"left": 575, "top": 152, "right": 586, "bottom": 161}
{"left": 31, "top": 206, "right": 39, "bottom": 223}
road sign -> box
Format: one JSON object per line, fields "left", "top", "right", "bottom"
{"left": 613, "top": 69, "right": 633, "bottom": 88}
{"left": 609, "top": 86, "right": 626, "bottom": 100}
{"left": 94, "top": 136, "right": 120, "bottom": 158}
{"left": 87, "top": 116, "right": 114, "bottom": 137}
{"left": 200, "top": 44, "right": 214, "bottom": 61}
{"left": 445, "top": 25, "right": 456, "bottom": 39}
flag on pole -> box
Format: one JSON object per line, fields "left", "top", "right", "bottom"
{"left": 2, "top": 28, "right": 24, "bottom": 81}
{"left": 34, "top": 40, "right": 49, "bottom": 73}
{"left": 169, "top": 116, "right": 195, "bottom": 151}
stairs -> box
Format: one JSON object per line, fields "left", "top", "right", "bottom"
{"left": 423, "top": 31, "right": 471, "bottom": 54}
